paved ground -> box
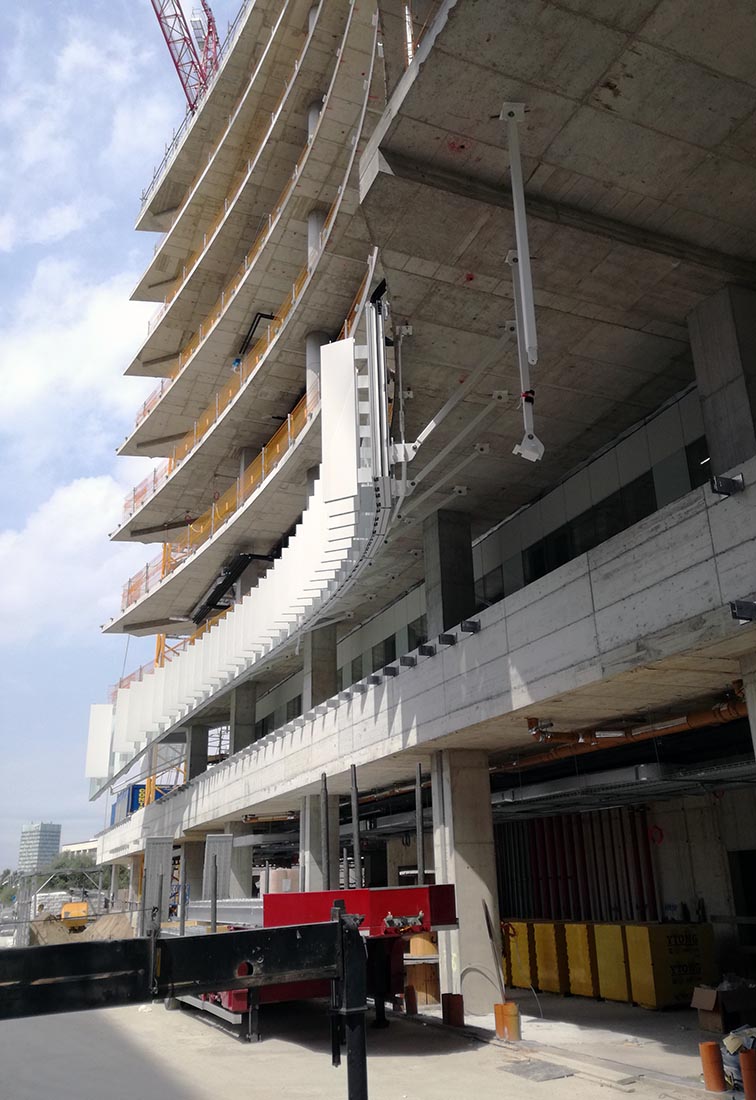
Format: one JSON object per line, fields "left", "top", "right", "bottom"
{"left": 0, "top": 999, "right": 707, "bottom": 1100}
{"left": 421, "top": 989, "right": 712, "bottom": 1086}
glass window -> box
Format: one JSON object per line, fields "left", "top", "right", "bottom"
{"left": 286, "top": 695, "right": 302, "bottom": 721}
{"left": 407, "top": 615, "right": 427, "bottom": 650}
{"left": 593, "top": 487, "right": 625, "bottom": 544}
{"left": 543, "top": 525, "right": 572, "bottom": 572}
{"left": 621, "top": 469, "right": 656, "bottom": 526}
{"left": 254, "top": 715, "right": 272, "bottom": 740}
{"left": 482, "top": 565, "right": 505, "bottom": 605}
{"left": 501, "top": 553, "right": 524, "bottom": 597}
{"left": 569, "top": 508, "right": 597, "bottom": 557}
{"left": 652, "top": 449, "right": 691, "bottom": 508}
{"left": 686, "top": 436, "right": 710, "bottom": 489}
{"left": 351, "top": 655, "right": 363, "bottom": 684}
{"left": 522, "top": 540, "right": 546, "bottom": 585}
{"left": 372, "top": 635, "right": 397, "bottom": 671}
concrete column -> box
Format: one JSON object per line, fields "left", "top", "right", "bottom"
{"left": 302, "top": 623, "right": 338, "bottom": 711}
{"left": 422, "top": 509, "right": 475, "bottom": 638}
{"left": 688, "top": 286, "right": 756, "bottom": 472}
{"left": 185, "top": 724, "right": 208, "bottom": 780}
{"left": 306, "top": 331, "right": 329, "bottom": 407}
{"left": 431, "top": 749, "right": 501, "bottom": 1016}
{"left": 225, "top": 823, "right": 255, "bottom": 898}
{"left": 127, "top": 860, "right": 137, "bottom": 907}
{"left": 307, "top": 209, "right": 326, "bottom": 268}
{"left": 183, "top": 841, "right": 205, "bottom": 906}
{"left": 229, "top": 681, "right": 257, "bottom": 754}
{"left": 307, "top": 99, "right": 322, "bottom": 139}
{"left": 299, "top": 793, "right": 340, "bottom": 891}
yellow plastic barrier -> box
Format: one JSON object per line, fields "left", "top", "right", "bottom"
{"left": 533, "top": 921, "right": 569, "bottom": 994}
{"left": 565, "top": 922, "right": 599, "bottom": 998}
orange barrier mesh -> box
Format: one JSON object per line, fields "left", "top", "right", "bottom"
{"left": 141, "top": 11, "right": 322, "bottom": 353}
{"left": 109, "top": 607, "right": 231, "bottom": 701}
{"left": 121, "top": 390, "right": 315, "bottom": 610}
{"left": 133, "top": 33, "right": 341, "bottom": 440}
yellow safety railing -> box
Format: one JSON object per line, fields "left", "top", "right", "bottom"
{"left": 122, "top": 240, "right": 320, "bottom": 524}
{"left": 146, "top": 139, "right": 312, "bottom": 343}
{"left": 109, "top": 609, "right": 232, "bottom": 701}
{"left": 141, "top": 0, "right": 325, "bottom": 346}
{"left": 133, "top": 142, "right": 321, "bottom": 445}
{"left": 121, "top": 388, "right": 317, "bottom": 610}
{"left": 140, "top": 0, "right": 260, "bottom": 208}
{"left": 119, "top": 257, "right": 372, "bottom": 611}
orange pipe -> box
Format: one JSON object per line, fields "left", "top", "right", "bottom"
{"left": 741, "top": 1048, "right": 756, "bottom": 1100}
{"left": 494, "top": 1001, "right": 521, "bottom": 1040}
{"left": 498, "top": 700, "right": 747, "bottom": 773}
{"left": 700, "top": 1041, "right": 727, "bottom": 1092}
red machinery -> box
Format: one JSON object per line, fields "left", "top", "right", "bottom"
{"left": 201, "top": 885, "right": 457, "bottom": 1030}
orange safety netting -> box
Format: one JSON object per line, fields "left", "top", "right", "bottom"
{"left": 121, "top": 389, "right": 316, "bottom": 611}
{"left": 109, "top": 607, "right": 232, "bottom": 701}
{"left": 136, "top": 20, "right": 324, "bottom": 424}
{"left": 120, "top": 255, "right": 370, "bottom": 612}
{"left": 124, "top": 255, "right": 313, "bottom": 523}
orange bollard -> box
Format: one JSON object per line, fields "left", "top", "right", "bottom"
{"left": 741, "top": 1048, "right": 756, "bottom": 1100}
{"left": 404, "top": 985, "right": 418, "bottom": 1016}
{"left": 494, "top": 1001, "right": 522, "bottom": 1041}
{"left": 442, "top": 993, "right": 465, "bottom": 1027}
{"left": 700, "top": 1041, "right": 727, "bottom": 1093}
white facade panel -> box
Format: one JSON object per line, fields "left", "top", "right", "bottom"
{"left": 85, "top": 704, "right": 114, "bottom": 779}
{"left": 321, "top": 337, "right": 359, "bottom": 503}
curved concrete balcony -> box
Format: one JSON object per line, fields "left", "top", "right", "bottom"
{"left": 100, "top": 326, "right": 392, "bottom": 786}
{"left": 112, "top": 27, "right": 378, "bottom": 541}
{"left": 114, "top": 246, "right": 370, "bottom": 542}
{"left": 134, "top": 0, "right": 352, "bottom": 306}
{"left": 109, "top": 401, "right": 322, "bottom": 636}
{"left": 111, "top": 251, "right": 376, "bottom": 637}
{"left": 126, "top": 0, "right": 374, "bottom": 444}
{"left": 136, "top": 0, "right": 308, "bottom": 233}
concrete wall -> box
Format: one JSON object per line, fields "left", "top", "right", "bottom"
{"left": 473, "top": 388, "right": 705, "bottom": 601}
{"left": 253, "top": 389, "right": 705, "bottom": 735}
{"left": 386, "top": 832, "right": 435, "bottom": 886}
{"left": 253, "top": 586, "right": 428, "bottom": 730}
{"left": 648, "top": 787, "right": 756, "bottom": 970}
{"left": 100, "top": 449, "right": 756, "bottom": 864}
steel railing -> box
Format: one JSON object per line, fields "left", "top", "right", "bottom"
{"left": 139, "top": 0, "right": 262, "bottom": 210}
{"left": 119, "top": 254, "right": 371, "bottom": 614}
{"left": 120, "top": 388, "right": 317, "bottom": 611}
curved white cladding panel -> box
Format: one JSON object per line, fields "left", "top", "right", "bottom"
{"left": 321, "top": 338, "right": 360, "bottom": 504}
{"left": 101, "top": 280, "right": 392, "bottom": 790}
{"left": 85, "top": 704, "right": 113, "bottom": 780}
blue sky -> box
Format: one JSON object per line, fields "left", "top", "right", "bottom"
{"left": 0, "top": 0, "right": 241, "bottom": 868}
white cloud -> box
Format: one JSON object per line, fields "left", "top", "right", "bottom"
{"left": 0, "top": 256, "right": 155, "bottom": 497}
{"left": 2, "top": 256, "right": 151, "bottom": 415}
{"left": 0, "top": 10, "right": 176, "bottom": 253}
{"left": 0, "top": 477, "right": 149, "bottom": 645}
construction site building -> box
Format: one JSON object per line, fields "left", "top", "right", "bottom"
{"left": 86, "top": 0, "right": 756, "bottom": 1017}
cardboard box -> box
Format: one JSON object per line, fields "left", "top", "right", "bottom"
{"left": 692, "top": 985, "right": 756, "bottom": 1033}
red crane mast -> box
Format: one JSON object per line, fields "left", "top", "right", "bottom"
{"left": 149, "top": 0, "right": 219, "bottom": 113}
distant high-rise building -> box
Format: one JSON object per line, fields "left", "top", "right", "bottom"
{"left": 17, "top": 823, "right": 61, "bottom": 874}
